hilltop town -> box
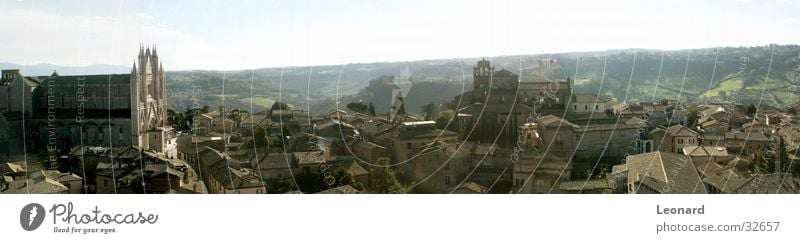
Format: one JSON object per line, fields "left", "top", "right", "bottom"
{"left": 3, "top": 48, "right": 800, "bottom": 194}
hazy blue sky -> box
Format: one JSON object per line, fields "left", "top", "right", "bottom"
{"left": 0, "top": 0, "right": 798, "bottom": 70}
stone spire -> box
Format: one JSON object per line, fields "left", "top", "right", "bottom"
{"left": 131, "top": 61, "right": 137, "bottom": 76}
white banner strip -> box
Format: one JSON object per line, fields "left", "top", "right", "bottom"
{"left": 0, "top": 195, "right": 797, "bottom": 242}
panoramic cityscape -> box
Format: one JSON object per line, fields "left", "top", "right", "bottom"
{"left": 1, "top": 0, "right": 799, "bottom": 195}
{"left": 2, "top": 44, "right": 800, "bottom": 194}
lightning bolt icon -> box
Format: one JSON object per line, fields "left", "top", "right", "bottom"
{"left": 29, "top": 206, "right": 37, "bottom": 227}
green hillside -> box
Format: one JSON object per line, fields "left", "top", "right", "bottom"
{"left": 166, "top": 45, "right": 800, "bottom": 115}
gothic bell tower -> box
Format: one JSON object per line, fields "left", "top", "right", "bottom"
{"left": 130, "top": 45, "right": 168, "bottom": 152}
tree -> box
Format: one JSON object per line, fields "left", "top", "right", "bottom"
{"left": 686, "top": 107, "right": 700, "bottom": 128}
{"left": 780, "top": 136, "right": 790, "bottom": 172}
{"left": 253, "top": 126, "right": 269, "bottom": 148}
{"left": 435, "top": 110, "right": 454, "bottom": 130}
{"left": 346, "top": 102, "right": 369, "bottom": 113}
{"left": 751, "top": 150, "right": 773, "bottom": 174}
{"left": 368, "top": 102, "right": 376, "bottom": 115}
{"left": 331, "top": 166, "right": 364, "bottom": 191}
{"left": 746, "top": 104, "right": 757, "bottom": 117}
{"left": 788, "top": 107, "right": 797, "bottom": 115}
{"left": 167, "top": 108, "right": 194, "bottom": 131}
{"left": 294, "top": 166, "right": 361, "bottom": 193}
{"left": 421, "top": 102, "right": 437, "bottom": 120}
{"left": 271, "top": 102, "right": 289, "bottom": 111}
{"left": 266, "top": 179, "right": 296, "bottom": 194}
{"left": 367, "top": 158, "right": 406, "bottom": 193}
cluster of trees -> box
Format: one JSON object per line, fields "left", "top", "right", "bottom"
{"left": 367, "top": 158, "right": 406, "bottom": 193}
{"left": 293, "top": 166, "right": 364, "bottom": 194}
{"left": 167, "top": 106, "right": 212, "bottom": 132}
{"left": 271, "top": 101, "right": 290, "bottom": 111}
{"left": 276, "top": 157, "right": 406, "bottom": 194}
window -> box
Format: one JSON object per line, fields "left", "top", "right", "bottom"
{"left": 585, "top": 105, "right": 588, "bottom": 110}
{"left": 445, "top": 176, "right": 451, "bottom": 185}
{"left": 677, "top": 139, "right": 683, "bottom": 144}
{"left": 407, "top": 143, "right": 411, "bottom": 149}
{"left": 595, "top": 104, "right": 599, "bottom": 110}
{"left": 444, "top": 162, "right": 450, "bottom": 170}
{"left": 574, "top": 105, "right": 577, "bottom": 110}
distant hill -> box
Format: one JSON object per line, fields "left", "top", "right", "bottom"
{"left": 168, "top": 45, "right": 799, "bottom": 115}
{"left": 0, "top": 62, "right": 130, "bottom": 76}
{"left": 7, "top": 45, "right": 799, "bottom": 115}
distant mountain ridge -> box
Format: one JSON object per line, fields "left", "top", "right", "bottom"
{"left": 0, "top": 62, "right": 130, "bottom": 76}
{"left": 4, "top": 45, "right": 798, "bottom": 115}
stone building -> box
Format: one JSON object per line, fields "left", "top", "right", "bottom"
{"left": 512, "top": 149, "right": 571, "bottom": 194}
{"left": 0, "top": 70, "right": 37, "bottom": 155}
{"left": 612, "top": 151, "right": 707, "bottom": 194}
{"left": 0, "top": 46, "right": 169, "bottom": 156}
{"left": 535, "top": 114, "right": 645, "bottom": 159}
{"left": 650, "top": 125, "right": 699, "bottom": 153}
{"left": 453, "top": 59, "right": 573, "bottom": 146}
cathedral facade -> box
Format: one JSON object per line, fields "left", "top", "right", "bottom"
{"left": 130, "top": 46, "right": 169, "bottom": 151}
{"left": 0, "top": 46, "right": 168, "bottom": 156}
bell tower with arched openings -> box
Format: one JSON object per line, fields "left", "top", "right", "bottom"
{"left": 473, "top": 58, "right": 494, "bottom": 89}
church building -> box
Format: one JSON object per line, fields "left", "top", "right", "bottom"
{"left": 0, "top": 46, "right": 169, "bottom": 156}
